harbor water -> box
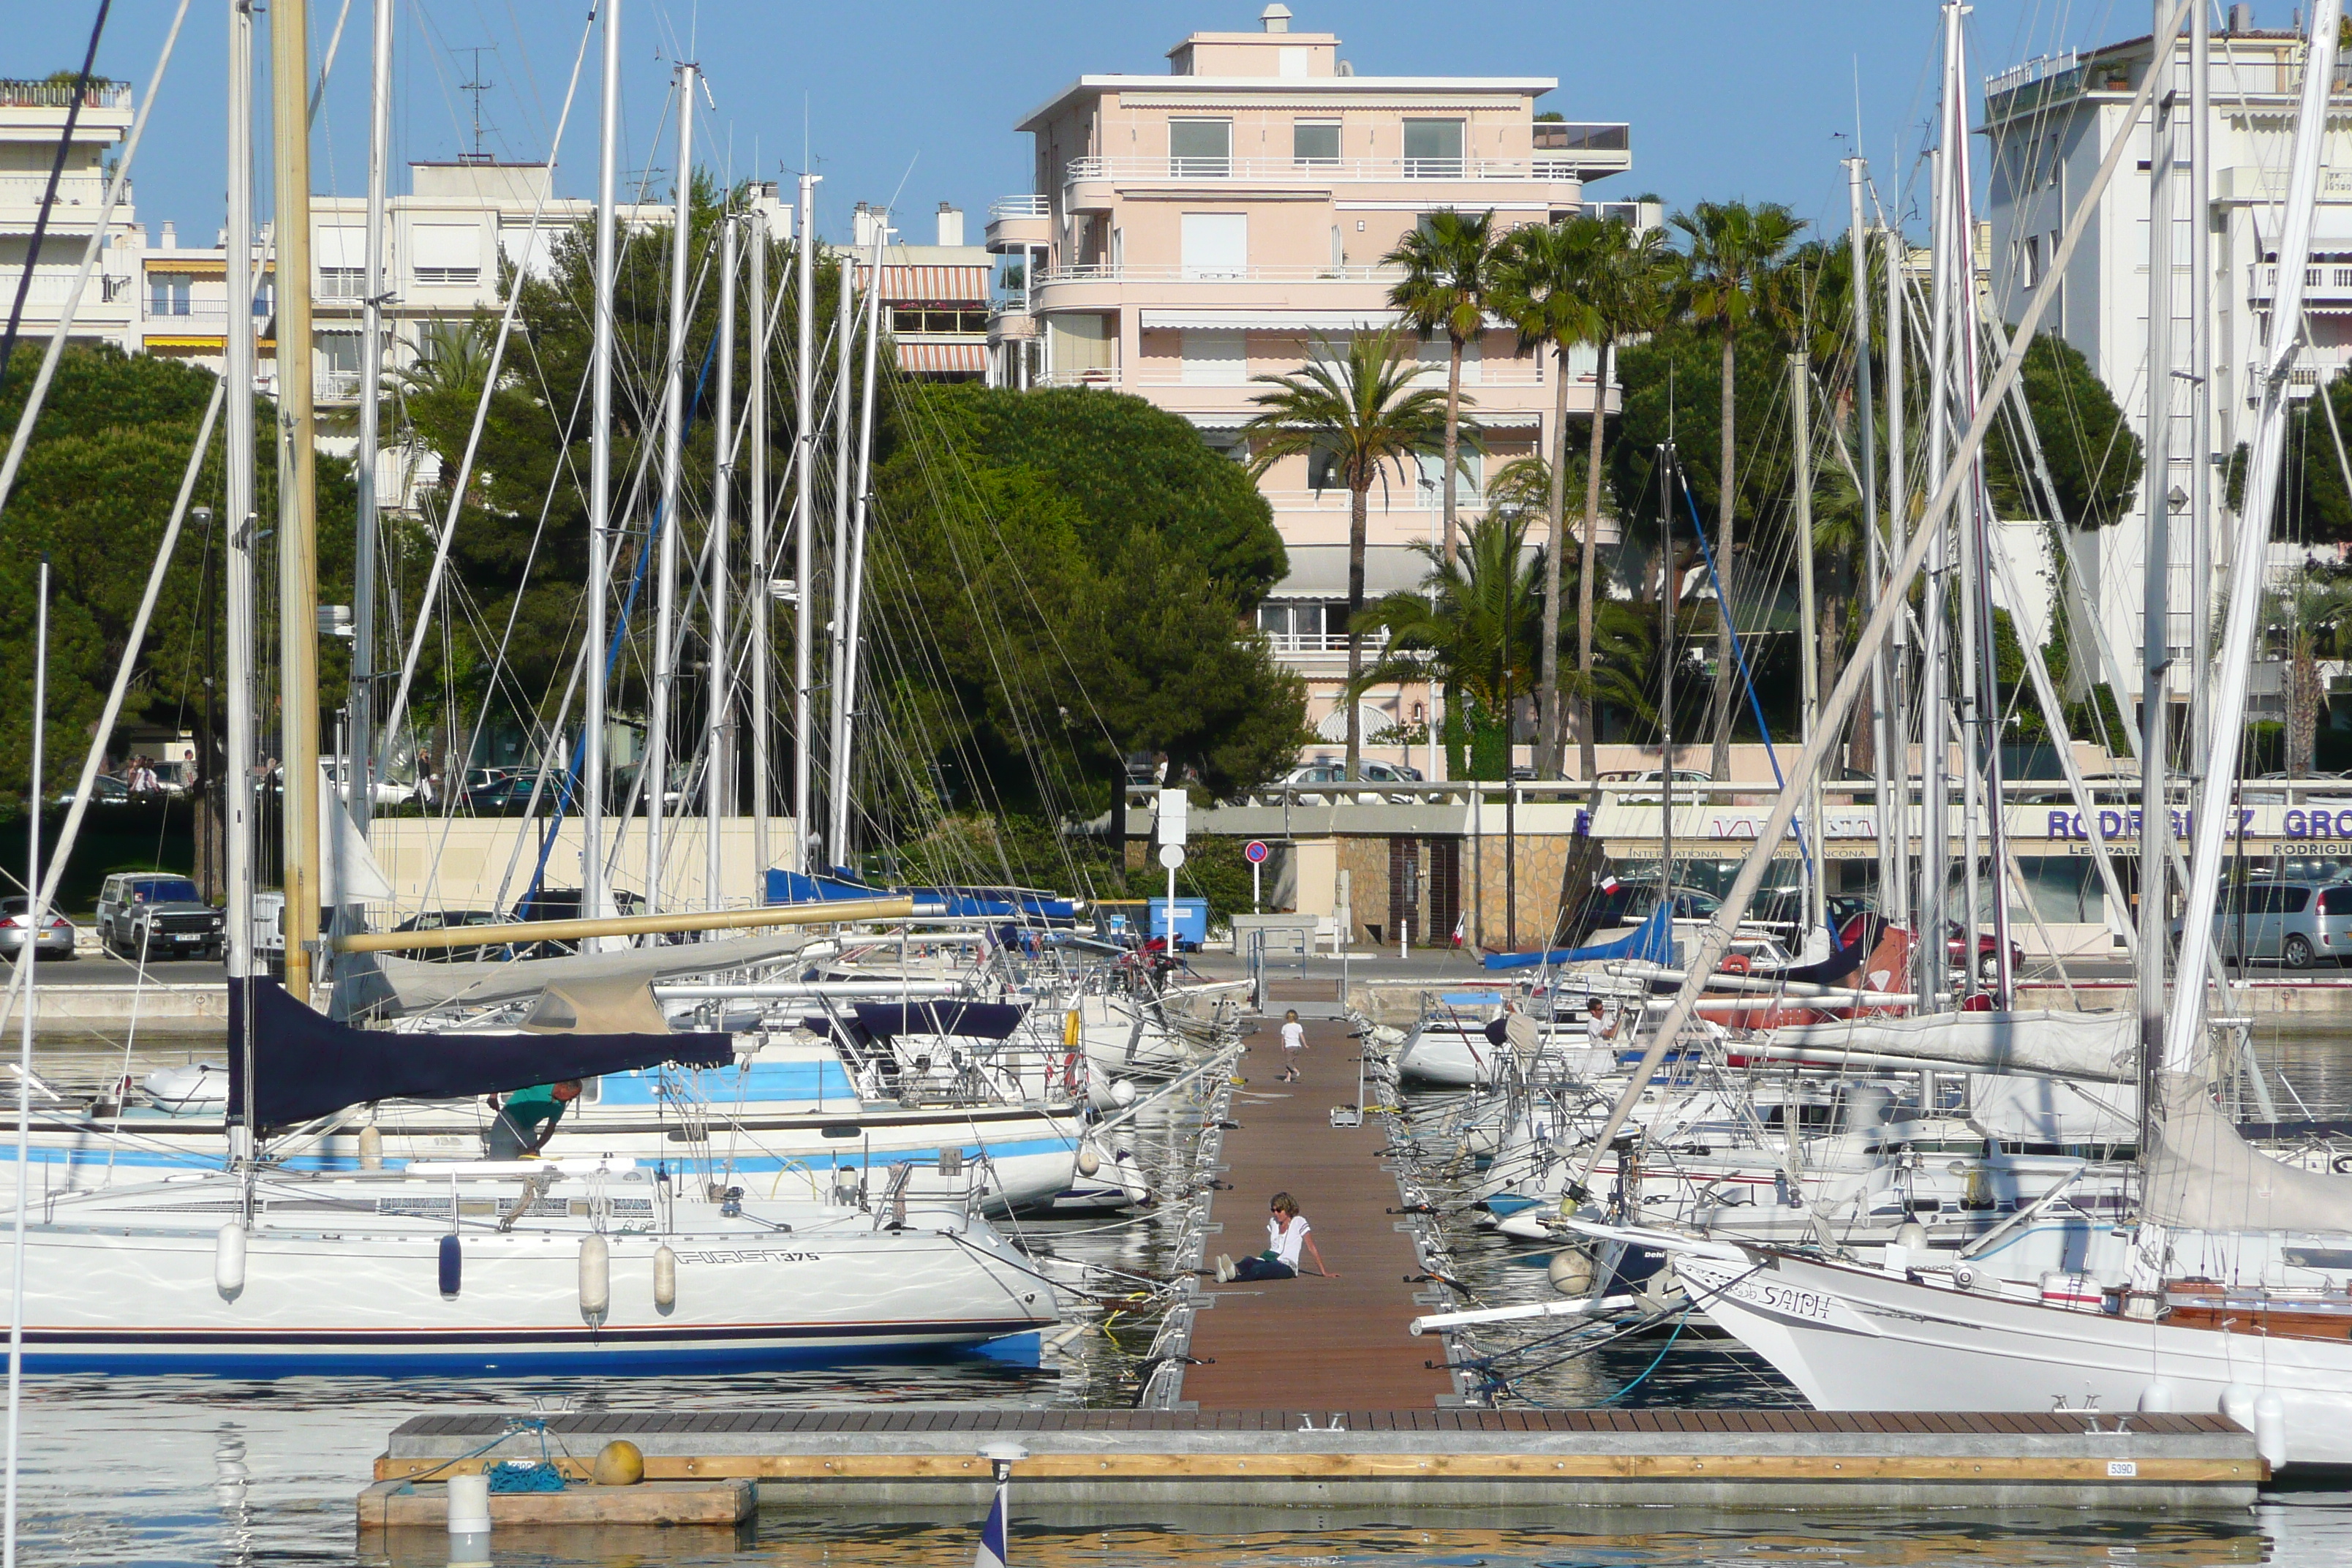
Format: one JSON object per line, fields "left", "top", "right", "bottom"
{"left": 10, "top": 1017, "right": 2352, "bottom": 1566}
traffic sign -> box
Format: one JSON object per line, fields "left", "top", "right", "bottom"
{"left": 1243, "top": 840, "right": 1270, "bottom": 865}
{"left": 1158, "top": 843, "right": 1186, "bottom": 870}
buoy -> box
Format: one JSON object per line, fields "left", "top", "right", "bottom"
{"left": 445, "top": 1471, "right": 492, "bottom": 1565}
{"left": 2253, "top": 1391, "right": 2287, "bottom": 1470}
{"left": 1110, "top": 1078, "right": 1136, "bottom": 1108}
{"left": 1547, "top": 1248, "right": 1596, "bottom": 1297}
{"left": 437, "top": 1233, "right": 462, "bottom": 1297}
{"left": 591, "top": 1439, "right": 646, "bottom": 1487}
{"left": 357, "top": 1125, "right": 383, "bottom": 1171}
{"left": 214, "top": 1222, "right": 246, "bottom": 1297}
{"left": 1076, "top": 1142, "right": 1101, "bottom": 1177}
{"left": 578, "top": 1234, "right": 611, "bottom": 1319}
{"left": 652, "top": 1245, "right": 677, "bottom": 1311}
{"left": 2138, "top": 1379, "right": 2175, "bottom": 1413}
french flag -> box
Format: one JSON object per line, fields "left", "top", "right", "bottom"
{"left": 974, "top": 1475, "right": 1009, "bottom": 1568}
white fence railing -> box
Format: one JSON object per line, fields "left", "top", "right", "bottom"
{"left": 1063, "top": 155, "right": 1615, "bottom": 184}
{"left": 1039, "top": 262, "right": 1401, "bottom": 286}
{"left": 988, "top": 194, "right": 1049, "bottom": 219}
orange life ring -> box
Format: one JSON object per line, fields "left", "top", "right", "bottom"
{"left": 1720, "top": 954, "right": 1752, "bottom": 976}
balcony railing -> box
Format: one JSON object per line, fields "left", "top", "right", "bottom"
{"left": 0, "top": 270, "right": 130, "bottom": 307}
{"left": 315, "top": 369, "right": 364, "bottom": 401}
{"left": 1040, "top": 262, "right": 1401, "bottom": 286}
{"left": 1036, "top": 366, "right": 1122, "bottom": 390}
{"left": 988, "top": 194, "right": 1050, "bottom": 219}
{"left": 2250, "top": 263, "right": 2352, "bottom": 302}
{"left": 1063, "top": 156, "right": 1607, "bottom": 185}
{"left": 0, "top": 81, "right": 132, "bottom": 110}
{"left": 145, "top": 307, "right": 230, "bottom": 329}
{"left": 0, "top": 173, "right": 110, "bottom": 211}
{"left": 1264, "top": 631, "right": 1387, "bottom": 656}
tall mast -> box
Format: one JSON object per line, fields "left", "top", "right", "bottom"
{"left": 648, "top": 61, "right": 696, "bottom": 913}
{"left": 1791, "top": 351, "right": 1822, "bottom": 938}
{"left": 2138, "top": 0, "right": 2178, "bottom": 1101}
{"left": 1846, "top": 159, "right": 1891, "bottom": 919}
{"left": 791, "top": 173, "right": 817, "bottom": 875}
{"left": 1920, "top": 129, "right": 1952, "bottom": 1011}
{"left": 825, "top": 249, "right": 853, "bottom": 870}
{"left": 2189, "top": 0, "right": 2213, "bottom": 765}
{"left": 1659, "top": 443, "right": 1675, "bottom": 894}
{"left": 1884, "top": 223, "right": 1911, "bottom": 955}
{"left": 272, "top": 0, "right": 322, "bottom": 1000}
{"left": 831, "top": 216, "right": 886, "bottom": 867}
{"left": 581, "top": 0, "right": 619, "bottom": 924}
{"left": 224, "top": 0, "right": 257, "bottom": 1000}
{"left": 748, "top": 204, "right": 770, "bottom": 876}
{"left": 348, "top": 0, "right": 391, "bottom": 845}
{"left": 707, "top": 208, "right": 736, "bottom": 916}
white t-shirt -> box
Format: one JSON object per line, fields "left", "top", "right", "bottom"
{"left": 1267, "top": 1213, "right": 1309, "bottom": 1267}
{"left": 1280, "top": 1021, "right": 1306, "bottom": 1052}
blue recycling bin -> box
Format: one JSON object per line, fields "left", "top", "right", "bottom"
{"left": 1150, "top": 897, "right": 1210, "bottom": 950}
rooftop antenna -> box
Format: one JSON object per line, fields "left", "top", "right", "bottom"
{"left": 459, "top": 46, "right": 496, "bottom": 164}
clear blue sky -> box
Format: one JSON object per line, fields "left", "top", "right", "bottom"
{"left": 19, "top": 1, "right": 2239, "bottom": 249}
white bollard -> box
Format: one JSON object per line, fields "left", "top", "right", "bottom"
{"left": 445, "top": 1472, "right": 491, "bottom": 1565}
{"left": 1399, "top": 919, "right": 1409, "bottom": 962}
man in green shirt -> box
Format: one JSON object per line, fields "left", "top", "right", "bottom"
{"left": 488, "top": 1079, "right": 584, "bottom": 1158}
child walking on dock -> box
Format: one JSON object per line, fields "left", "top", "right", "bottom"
{"left": 1215, "top": 1192, "right": 1332, "bottom": 1282}
{"left": 1278, "top": 1010, "right": 1306, "bottom": 1082}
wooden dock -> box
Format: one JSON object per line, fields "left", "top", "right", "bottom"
{"left": 358, "top": 1477, "right": 755, "bottom": 1528}
{"left": 374, "top": 1409, "right": 2261, "bottom": 1508}
{"left": 1180, "top": 1007, "right": 1452, "bottom": 1411}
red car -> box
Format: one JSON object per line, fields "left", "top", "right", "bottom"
{"left": 1832, "top": 908, "right": 2023, "bottom": 984}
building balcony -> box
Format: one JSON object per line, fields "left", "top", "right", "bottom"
{"left": 985, "top": 195, "right": 1051, "bottom": 252}
{"left": 1036, "top": 366, "right": 1123, "bottom": 390}
{"left": 1061, "top": 146, "right": 1624, "bottom": 188}
{"left": 1040, "top": 262, "right": 1402, "bottom": 287}
{"left": 2250, "top": 263, "right": 2352, "bottom": 309}
{"left": 0, "top": 173, "right": 118, "bottom": 230}
{"left": 987, "top": 304, "right": 1037, "bottom": 342}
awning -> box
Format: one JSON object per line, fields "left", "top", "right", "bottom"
{"left": 895, "top": 340, "right": 987, "bottom": 374}
{"left": 1139, "top": 308, "right": 1512, "bottom": 332}
{"left": 143, "top": 257, "right": 227, "bottom": 277}
{"left": 865, "top": 264, "right": 990, "bottom": 303}
{"left": 1274, "top": 543, "right": 1437, "bottom": 598}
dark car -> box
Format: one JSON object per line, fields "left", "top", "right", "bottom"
{"left": 94, "top": 873, "right": 222, "bottom": 961}
{"left": 464, "top": 775, "right": 556, "bottom": 814}
{"left": 389, "top": 909, "right": 516, "bottom": 963}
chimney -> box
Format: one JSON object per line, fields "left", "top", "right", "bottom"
{"left": 935, "top": 203, "right": 965, "bottom": 247}
{"left": 2227, "top": 1, "right": 2253, "bottom": 29}
{"left": 853, "top": 201, "right": 880, "bottom": 251}
{"left": 159, "top": 219, "right": 176, "bottom": 250}
{"left": 1261, "top": 3, "right": 1292, "bottom": 32}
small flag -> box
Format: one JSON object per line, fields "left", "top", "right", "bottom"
{"left": 1600, "top": 875, "right": 1621, "bottom": 895}
{"left": 1450, "top": 913, "right": 1464, "bottom": 947}
{"left": 973, "top": 1472, "right": 1009, "bottom": 1568}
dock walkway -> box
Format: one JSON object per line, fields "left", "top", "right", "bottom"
{"left": 1178, "top": 1002, "right": 1452, "bottom": 1411}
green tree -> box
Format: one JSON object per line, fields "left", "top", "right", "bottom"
{"left": 1494, "top": 214, "right": 1673, "bottom": 779}
{"left": 1385, "top": 208, "right": 1502, "bottom": 565}
{"left": 2266, "top": 567, "right": 2352, "bottom": 774}
{"left": 1243, "top": 330, "right": 1450, "bottom": 779}
{"left": 1983, "top": 333, "right": 2141, "bottom": 529}
{"left": 1670, "top": 199, "right": 1804, "bottom": 780}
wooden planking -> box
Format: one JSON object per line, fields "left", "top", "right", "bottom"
{"left": 1180, "top": 1009, "right": 1455, "bottom": 1411}
{"left": 357, "top": 1477, "right": 754, "bottom": 1528}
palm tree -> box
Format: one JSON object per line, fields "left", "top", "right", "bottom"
{"left": 1671, "top": 199, "right": 1804, "bottom": 782}
{"left": 1386, "top": 210, "right": 1505, "bottom": 566}
{"left": 1244, "top": 330, "right": 1452, "bottom": 779}
{"left": 2267, "top": 571, "right": 2352, "bottom": 774}
{"left": 1349, "top": 511, "right": 1543, "bottom": 780}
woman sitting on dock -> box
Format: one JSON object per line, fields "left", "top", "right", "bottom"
{"left": 1215, "top": 1193, "right": 1332, "bottom": 1282}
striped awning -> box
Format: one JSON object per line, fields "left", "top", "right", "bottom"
{"left": 864, "top": 264, "right": 990, "bottom": 304}
{"left": 895, "top": 341, "right": 987, "bottom": 374}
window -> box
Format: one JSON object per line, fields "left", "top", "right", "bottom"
{"left": 1293, "top": 121, "right": 1341, "bottom": 167}
{"left": 1180, "top": 212, "right": 1248, "bottom": 279}
{"left": 1403, "top": 118, "right": 1466, "bottom": 177}
{"left": 1416, "top": 449, "right": 1482, "bottom": 501}
{"left": 1169, "top": 118, "right": 1232, "bottom": 178}
{"left": 317, "top": 225, "right": 368, "bottom": 298}
{"left": 1308, "top": 447, "right": 1341, "bottom": 490}
{"left": 1180, "top": 330, "right": 1248, "bottom": 386}
{"left": 2021, "top": 234, "right": 2042, "bottom": 289}
{"left": 2281, "top": 887, "right": 2313, "bottom": 914}
{"left": 410, "top": 224, "right": 483, "bottom": 288}
{"left": 148, "top": 273, "right": 190, "bottom": 317}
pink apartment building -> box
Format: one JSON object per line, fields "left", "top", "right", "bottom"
{"left": 985, "top": 6, "right": 1637, "bottom": 770}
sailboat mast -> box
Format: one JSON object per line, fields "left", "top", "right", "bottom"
{"left": 1883, "top": 224, "right": 1911, "bottom": 952}
{"left": 1791, "top": 351, "right": 1822, "bottom": 937}
{"left": 224, "top": 0, "right": 257, "bottom": 999}
{"left": 708, "top": 208, "right": 737, "bottom": 915}
{"left": 1920, "top": 132, "right": 1953, "bottom": 1010}
{"left": 2190, "top": 0, "right": 2214, "bottom": 764}
{"left": 349, "top": 0, "right": 390, "bottom": 843}
{"left": 581, "top": 0, "right": 620, "bottom": 926}
{"left": 791, "top": 173, "right": 817, "bottom": 875}
{"left": 832, "top": 218, "right": 885, "bottom": 867}
{"left": 1659, "top": 443, "right": 1674, "bottom": 893}
{"left": 1846, "top": 159, "right": 1891, "bottom": 921}
{"left": 2138, "top": 0, "right": 2178, "bottom": 1103}
{"left": 649, "top": 62, "right": 697, "bottom": 914}
{"left": 272, "top": 0, "right": 323, "bottom": 1000}
{"left": 748, "top": 206, "right": 770, "bottom": 876}
{"left": 825, "top": 249, "right": 854, "bottom": 870}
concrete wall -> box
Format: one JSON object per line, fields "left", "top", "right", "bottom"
{"left": 364, "top": 817, "right": 780, "bottom": 916}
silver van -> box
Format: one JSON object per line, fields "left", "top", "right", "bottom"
{"left": 2206, "top": 880, "right": 2352, "bottom": 969}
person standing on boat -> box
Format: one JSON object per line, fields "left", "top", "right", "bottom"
{"left": 487, "top": 1079, "right": 584, "bottom": 1158}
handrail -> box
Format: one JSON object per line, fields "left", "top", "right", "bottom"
{"left": 1062, "top": 154, "right": 1618, "bottom": 184}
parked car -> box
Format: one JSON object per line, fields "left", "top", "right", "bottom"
{"left": 2179, "top": 878, "right": 2352, "bottom": 970}
{"left": 1597, "top": 768, "right": 1714, "bottom": 804}
{"left": 1281, "top": 760, "right": 1420, "bottom": 803}
{"left": 388, "top": 909, "right": 516, "bottom": 963}
{"left": 1945, "top": 921, "right": 2027, "bottom": 984}
{"left": 94, "top": 874, "right": 222, "bottom": 961}
{"left": 0, "top": 898, "right": 75, "bottom": 960}
{"left": 464, "top": 775, "right": 551, "bottom": 814}
{"left": 52, "top": 774, "right": 132, "bottom": 807}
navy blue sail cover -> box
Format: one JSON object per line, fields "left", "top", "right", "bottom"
{"left": 850, "top": 1000, "right": 1028, "bottom": 1041}
{"left": 225, "top": 979, "right": 734, "bottom": 1131}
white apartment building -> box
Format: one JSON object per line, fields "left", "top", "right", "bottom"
{"left": 0, "top": 78, "right": 143, "bottom": 353}
{"left": 1983, "top": 17, "right": 2340, "bottom": 722}
{"left": 987, "top": 7, "right": 1632, "bottom": 761}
